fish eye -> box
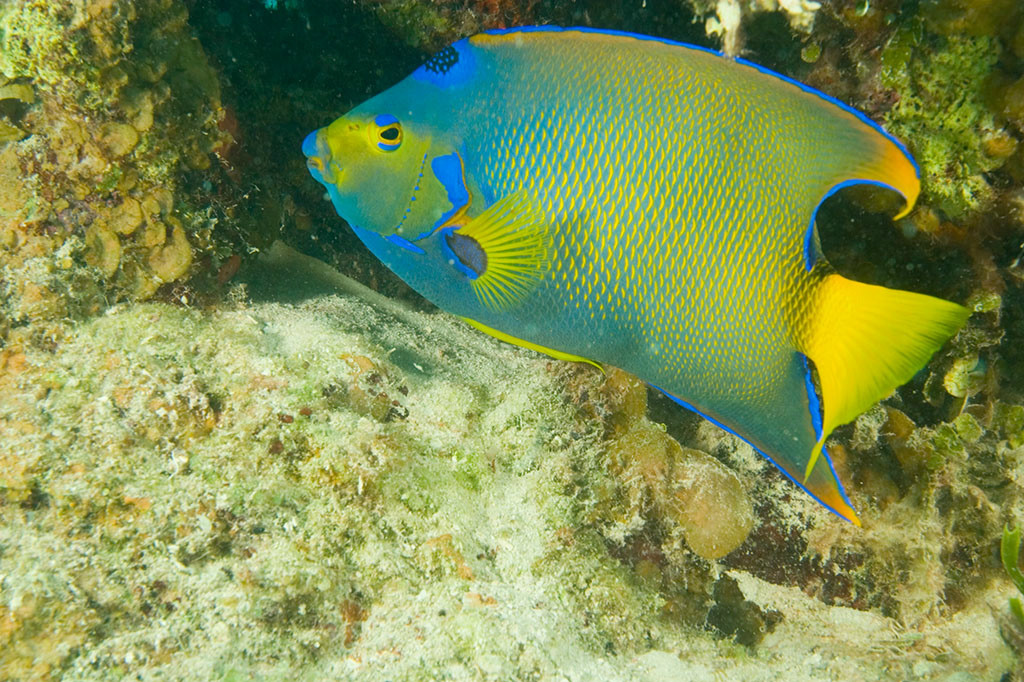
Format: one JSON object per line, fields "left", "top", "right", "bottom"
{"left": 376, "top": 125, "right": 402, "bottom": 150}
{"left": 373, "top": 114, "right": 403, "bottom": 152}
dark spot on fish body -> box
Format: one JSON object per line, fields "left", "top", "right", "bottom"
{"left": 445, "top": 231, "right": 487, "bottom": 278}
{"left": 424, "top": 45, "right": 459, "bottom": 75}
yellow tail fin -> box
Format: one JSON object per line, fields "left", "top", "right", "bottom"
{"left": 801, "top": 273, "right": 970, "bottom": 481}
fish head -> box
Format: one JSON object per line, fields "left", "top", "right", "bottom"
{"left": 303, "top": 109, "right": 458, "bottom": 243}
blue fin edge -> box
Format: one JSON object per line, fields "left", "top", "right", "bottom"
{"left": 482, "top": 26, "right": 916, "bottom": 274}
{"left": 650, "top": 379, "right": 857, "bottom": 523}
{"left": 479, "top": 25, "right": 918, "bottom": 182}
{"left": 803, "top": 178, "right": 902, "bottom": 271}
{"left": 798, "top": 353, "right": 855, "bottom": 513}
{"left": 386, "top": 233, "right": 426, "bottom": 255}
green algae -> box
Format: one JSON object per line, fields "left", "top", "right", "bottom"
{"left": 880, "top": 31, "right": 1006, "bottom": 220}
{"left": 1, "top": 0, "right": 1024, "bottom": 678}
{"left": 1001, "top": 526, "right": 1024, "bottom": 626}
{"left": 0, "top": 245, "right": 1018, "bottom": 680}
{"left": 0, "top": 3, "right": 92, "bottom": 94}
{"left": 997, "top": 404, "right": 1024, "bottom": 449}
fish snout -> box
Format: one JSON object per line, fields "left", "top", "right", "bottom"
{"left": 302, "top": 129, "right": 338, "bottom": 184}
{"left": 302, "top": 129, "right": 320, "bottom": 158}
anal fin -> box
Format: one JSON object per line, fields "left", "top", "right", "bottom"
{"left": 655, "top": 352, "right": 860, "bottom": 525}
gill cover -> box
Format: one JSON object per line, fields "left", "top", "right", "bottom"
{"left": 304, "top": 110, "right": 462, "bottom": 240}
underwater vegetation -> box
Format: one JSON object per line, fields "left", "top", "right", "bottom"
{"left": 0, "top": 0, "right": 233, "bottom": 323}
{"left": 0, "top": 0, "right": 1023, "bottom": 679}
{"left": 1002, "top": 526, "right": 1024, "bottom": 628}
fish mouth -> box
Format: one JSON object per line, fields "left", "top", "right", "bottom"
{"left": 302, "top": 129, "right": 338, "bottom": 184}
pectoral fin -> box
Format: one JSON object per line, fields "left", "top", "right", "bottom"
{"left": 440, "top": 192, "right": 553, "bottom": 311}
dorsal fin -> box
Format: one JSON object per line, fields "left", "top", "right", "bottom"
{"left": 473, "top": 26, "right": 920, "bottom": 239}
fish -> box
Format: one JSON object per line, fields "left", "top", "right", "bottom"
{"left": 302, "top": 26, "right": 970, "bottom": 525}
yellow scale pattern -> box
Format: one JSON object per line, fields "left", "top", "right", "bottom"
{"left": 469, "top": 32, "right": 826, "bottom": 410}
{"left": 306, "top": 28, "right": 944, "bottom": 522}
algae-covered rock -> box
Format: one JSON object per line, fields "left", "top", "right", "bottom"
{"left": 0, "top": 0, "right": 235, "bottom": 345}
{"left": 600, "top": 369, "right": 755, "bottom": 561}
{"left": 880, "top": 32, "right": 1007, "bottom": 220}
{"left": 0, "top": 246, "right": 1016, "bottom": 680}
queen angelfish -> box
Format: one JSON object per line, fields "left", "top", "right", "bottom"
{"left": 303, "top": 27, "right": 969, "bottom": 524}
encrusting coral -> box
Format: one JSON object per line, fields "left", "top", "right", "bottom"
{"left": 879, "top": 30, "right": 1010, "bottom": 221}
{"left": 0, "top": 245, "right": 1016, "bottom": 679}
{"left": 3, "top": 0, "right": 1024, "bottom": 678}
{"left": 590, "top": 368, "right": 755, "bottom": 562}
{"left": 0, "top": 0, "right": 232, "bottom": 347}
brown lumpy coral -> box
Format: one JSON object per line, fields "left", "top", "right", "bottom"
{"left": 1, "top": 0, "right": 1023, "bottom": 677}
{"left": 581, "top": 368, "right": 755, "bottom": 561}
{"left": 0, "top": 0, "right": 232, "bottom": 342}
